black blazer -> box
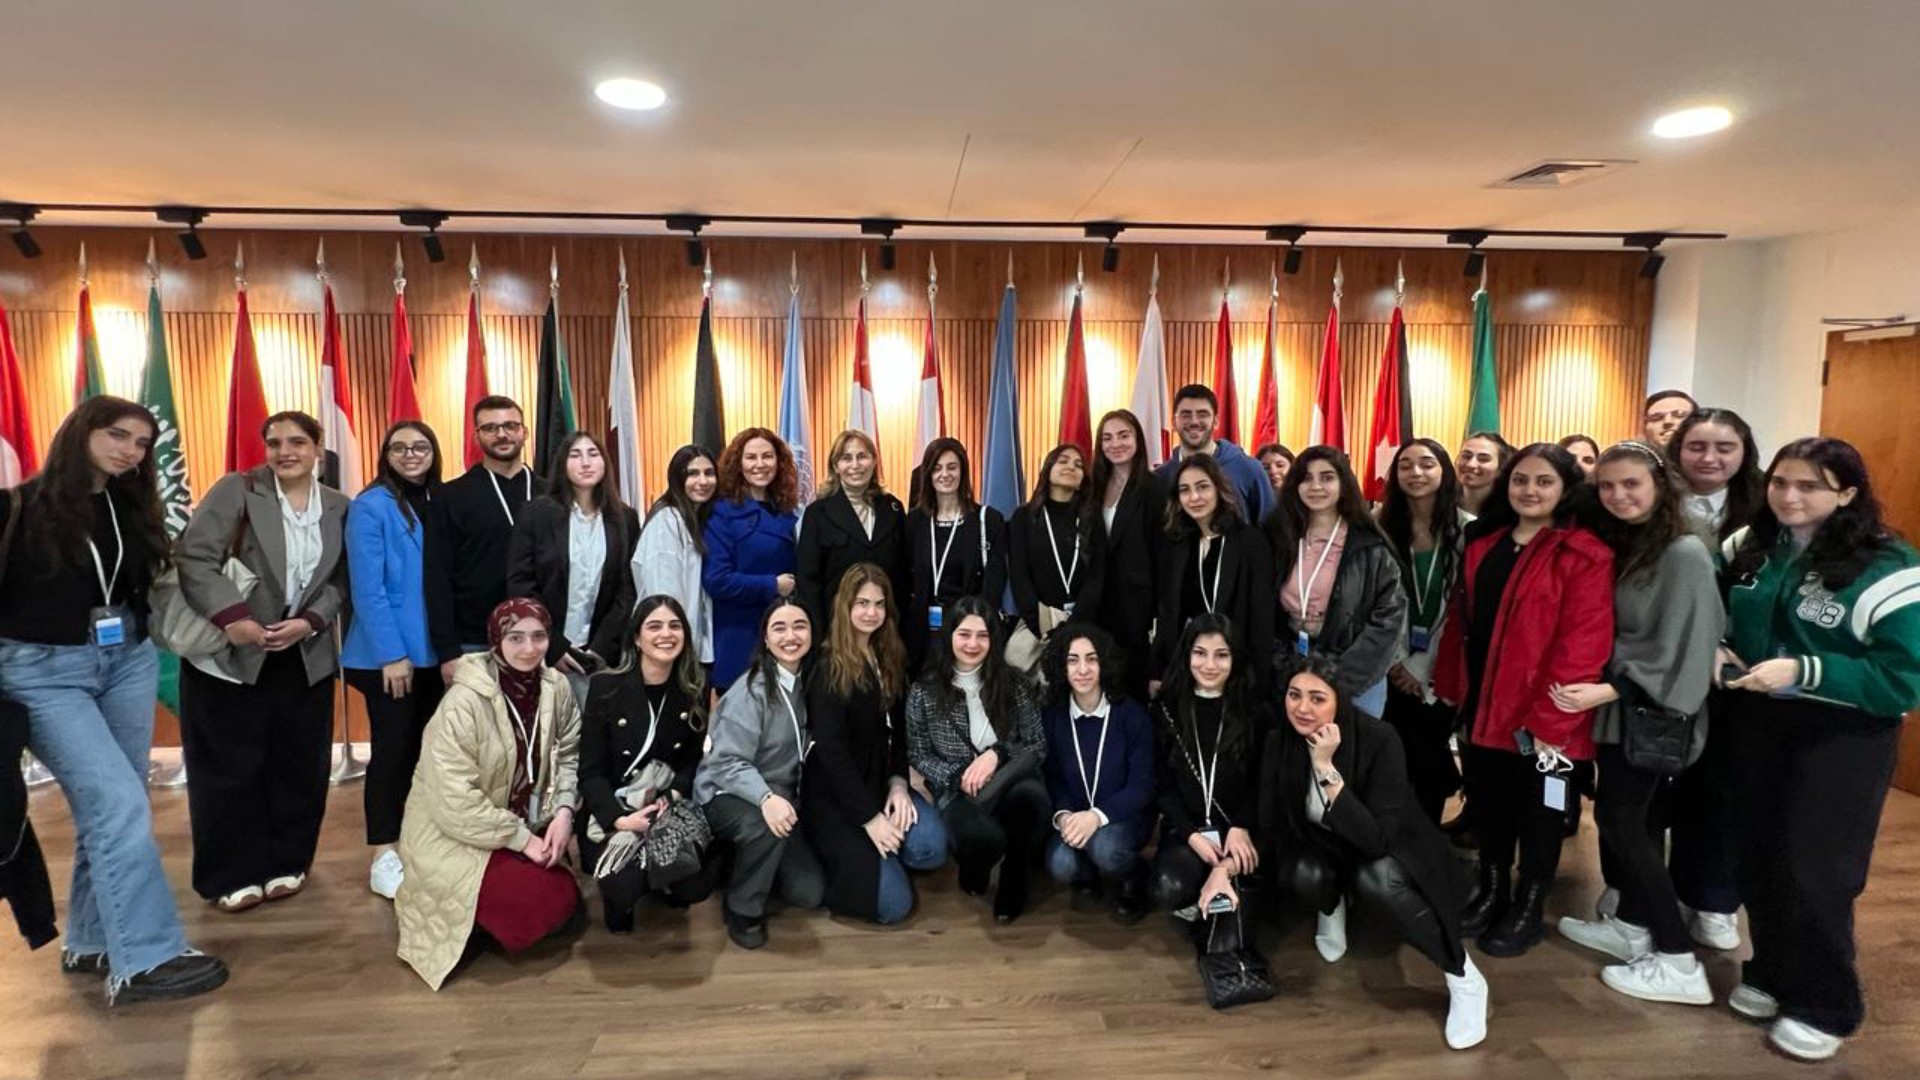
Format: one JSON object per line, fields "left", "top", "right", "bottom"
{"left": 1007, "top": 501, "right": 1105, "bottom": 635}
{"left": 1097, "top": 475, "right": 1168, "bottom": 692}
{"left": 506, "top": 496, "right": 641, "bottom": 665}
{"left": 1153, "top": 522, "right": 1277, "bottom": 688}
{"left": 903, "top": 506, "right": 1008, "bottom": 662}
{"left": 796, "top": 490, "right": 911, "bottom": 635}
{"left": 802, "top": 665, "right": 911, "bottom": 919}
{"left": 1257, "top": 711, "right": 1466, "bottom": 926}
{"left": 576, "top": 670, "right": 705, "bottom": 841}
{"left": 1153, "top": 697, "right": 1270, "bottom": 844}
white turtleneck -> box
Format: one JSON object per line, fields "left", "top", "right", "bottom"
{"left": 953, "top": 663, "right": 995, "bottom": 752}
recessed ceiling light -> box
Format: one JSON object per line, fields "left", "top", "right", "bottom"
{"left": 1652, "top": 105, "right": 1732, "bottom": 139}
{"left": 595, "top": 78, "right": 668, "bottom": 111}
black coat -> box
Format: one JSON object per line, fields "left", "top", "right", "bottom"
{"left": 802, "top": 666, "right": 909, "bottom": 920}
{"left": 1258, "top": 711, "right": 1467, "bottom": 932}
{"left": 903, "top": 506, "right": 1008, "bottom": 667}
{"left": 1007, "top": 500, "right": 1105, "bottom": 636}
{"left": 796, "top": 490, "right": 911, "bottom": 637}
{"left": 0, "top": 694, "right": 55, "bottom": 949}
{"left": 575, "top": 670, "right": 706, "bottom": 855}
{"left": 1096, "top": 475, "right": 1169, "bottom": 697}
{"left": 1153, "top": 522, "right": 1277, "bottom": 690}
{"left": 506, "top": 496, "right": 641, "bottom": 666}
{"left": 1153, "top": 697, "right": 1270, "bottom": 845}
{"left": 1271, "top": 525, "right": 1407, "bottom": 702}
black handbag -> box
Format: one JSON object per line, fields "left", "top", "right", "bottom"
{"left": 1195, "top": 907, "right": 1276, "bottom": 1010}
{"left": 1620, "top": 685, "right": 1698, "bottom": 776}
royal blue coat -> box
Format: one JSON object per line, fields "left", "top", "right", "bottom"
{"left": 702, "top": 496, "right": 799, "bottom": 692}
{"left": 341, "top": 485, "right": 436, "bottom": 671}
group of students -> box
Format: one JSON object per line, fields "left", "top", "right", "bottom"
{"left": 1, "top": 383, "right": 1914, "bottom": 1064}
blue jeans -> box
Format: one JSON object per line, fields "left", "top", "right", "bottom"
{"left": 0, "top": 638, "right": 188, "bottom": 977}
{"left": 876, "top": 793, "right": 948, "bottom": 925}
{"left": 1046, "top": 815, "right": 1149, "bottom": 884}
{"left": 1352, "top": 678, "right": 1388, "bottom": 719}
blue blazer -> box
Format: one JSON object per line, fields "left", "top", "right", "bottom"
{"left": 702, "top": 496, "right": 799, "bottom": 693}
{"left": 341, "top": 485, "right": 435, "bottom": 670}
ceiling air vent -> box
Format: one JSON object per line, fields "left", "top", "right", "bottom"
{"left": 1492, "top": 160, "right": 1634, "bottom": 189}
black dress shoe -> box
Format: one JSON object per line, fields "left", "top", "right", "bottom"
{"left": 1110, "top": 871, "right": 1149, "bottom": 924}
{"left": 107, "top": 951, "right": 229, "bottom": 1006}
{"left": 1479, "top": 879, "right": 1549, "bottom": 957}
{"left": 992, "top": 866, "right": 1029, "bottom": 923}
{"left": 603, "top": 899, "right": 636, "bottom": 935}
{"left": 723, "top": 905, "right": 768, "bottom": 950}
{"left": 1459, "top": 863, "right": 1510, "bottom": 939}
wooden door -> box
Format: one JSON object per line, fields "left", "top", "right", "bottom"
{"left": 1822, "top": 326, "right": 1920, "bottom": 794}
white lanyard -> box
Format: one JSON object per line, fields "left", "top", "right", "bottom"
{"left": 1070, "top": 700, "right": 1112, "bottom": 810}
{"left": 621, "top": 691, "right": 666, "bottom": 781}
{"left": 1410, "top": 545, "right": 1441, "bottom": 624}
{"left": 88, "top": 493, "right": 125, "bottom": 603}
{"left": 489, "top": 468, "right": 532, "bottom": 527}
{"left": 1293, "top": 521, "right": 1346, "bottom": 622}
{"left": 928, "top": 515, "right": 962, "bottom": 595}
{"left": 1041, "top": 507, "right": 1081, "bottom": 596}
{"left": 502, "top": 693, "right": 539, "bottom": 798}
{"left": 776, "top": 677, "right": 804, "bottom": 762}
{"left": 1189, "top": 707, "right": 1223, "bottom": 827}
{"left": 1196, "top": 534, "right": 1226, "bottom": 613}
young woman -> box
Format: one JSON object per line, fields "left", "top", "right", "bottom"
{"left": 803, "top": 565, "right": 948, "bottom": 925}
{"left": 1552, "top": 442, "right": 1723, "bottom": 1005}
{"left": 1265, "top": 446, "right": 1405, "bottom": 718}
{"left": 1455, "top": 431, "right": 1513, "bottom": 516}
{"left": 1260, "top": 658, "right": 1487, "bottom": 1051}
{"left": 903, "top": 438, "right": 1007, "bottom": 671}
{"left": 1152, "top": 454, "right": 1274, "bottom": 697}
{"left": 1376, "top": 438, "right": 1469, "bottom": 823}
{"left": 797, "top": 430, "right": 910, "bottom": 640}
{"left": 1557, "top": 434, "right": 1601, "bottom": 480}
{"left": 1150, "top": 615, "right": 1265, "bottom": 955}
{"left": 507, "top": 431, "right": 640, "bottom": 696}
{"left": 1432, "top": 443, "right": 1614, "bottom": 958}
{"left": 1717, "top": 438, "right": 1920, "bottom": 1062}
{"left": 174, "top": 410, "right": 350, "bottom": 913}
{"left": 1670, "top": 407, "right": 1765, "bottom": 549}
{"left": 1093, "top": 410, "right": 1169, "bottom": 703}
{"left": 576, "top": 595, "right": 713, "bottom": 933}
{"left": 1039, "top": 624, "right": 1155, "bottom": 922}
{"left": 0, "top": 396, "right": 228, "bottom": 1004}
{"left": 395, "top": 599, "right": 582, "bottom": 990}
{"left": 633, "top": 444, "right": 718, "bottom": 670}
{"left": 906, "top": 596, "right": 1050, "bottom": 922}
{"left": 702, "top": 429, "right": 801, "bottom": 693}
{"left": 343, "top": 419, "right": 446, "bottom": 900}
{"left": 1007, "top": 444, "right": 1103, "bottom": 654}
{"left": 1256, "top": 443, "right": 1296, "bottom": 502}
{"left": 694, "top": 598, "right": 825, "bottom": 949}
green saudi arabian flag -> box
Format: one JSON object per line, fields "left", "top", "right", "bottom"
{"left": 141, "top": 270, "right": 194, "bottom": 715}
{"left": 1463, "top": 271, "right": 1501, "bottom": 438}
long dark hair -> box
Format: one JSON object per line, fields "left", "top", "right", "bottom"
{"left": 1264, "top": 444, "right": 1386, "bottom": 575}
{"left": 1164, "top": 453, "right": 1245, "bottom": 540}
{"left": 1669, "top": 407, "right": 1765, "bottom": 542}
{"left": 741, "top": 597, "right": 813, "bottom": 703}
{"left": 1377, "top": 438, "right": 1464, "bottom": 596}
{"left": 608, "top": 594, "right": 710, "bottom": 731}
{"left": 920, "top": 596, "right": 1025, "bottom": 739}
{"left": 1282, "top": 653, "right": 1360, "bottom": 734}
{"left": 1090, "top": 409, "right": 1152, "bottom": 500}
{"left": 822, "top": 562, "right": 908, "bottom": 700}
{"left": 1468, "top": 442, "right": 1589, "bottom": 539}
{"left": 1157, "top": 612, "right": 1259, "bottom": 759}
{"left": 545, "top": 430, "right": 621, "bottom": 514}
{"left": 1040, "top": 621, "right": 1126, "bottom": 709}
{"left": 913, "top": 436, "right": 977, "bottom": 517}
{"left": 1027, "top": 443, "right": 1091, "bottom": 513}
{"left": 21, "top": 396, "right": 170, "bottom": 576}
{"left": 1584, "top": 441, "right": 1692, "bottom": 583}
{"left": 647, "top": 444, "right": 716, "bottom": 556}
{"left": 374, "top": 419, "right": 443, "bottom": 531}
{"left": 1728, "top": 437, "right": 1896, "bottom": 590}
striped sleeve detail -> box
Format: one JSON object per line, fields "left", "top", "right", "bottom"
{"left": 1720, "top": 527, "right": 1750, "bottom": 565}
{"left": 1798, "top": 654, "right": 1823, "bottom": 692}
{"left": 1848, "top": 566, "right": 1920, "bottom": 641}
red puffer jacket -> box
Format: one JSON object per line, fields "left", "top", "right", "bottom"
{"left": 1432, "top": 524, "right": 1615, "bottom": 760}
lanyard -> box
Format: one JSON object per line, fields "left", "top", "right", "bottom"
{"left": 1041, "top": 507, "right": 1081, "bottom": 596}
{"left": 1070, "top": 700, "right": 1112, "bottom": 810}
{"left": 1189, "top": 706, "right": 1223, "bottom": 828}
{"left": 928, "top": 514, "right": 963, "bottom": 595}
{"left": 502, "top": 693, "right": 539, "bottom": 798}
{"left": 1197, "top": 534, "right": 1226, "bottom": 613}
{"left": 88, "top": 493, "right": 125, "bottom": 603}
{"left": 488, "top": 468, "right": 532, "bottom": 527}
{"left": 1409, "top": 545, "right": 1442, "bottom": 624}
{"left": 776, "top": 676, "right": 805, "bottom": 763}
{"left": 1293, "top": 521, "right": 1345, "bottom": 624}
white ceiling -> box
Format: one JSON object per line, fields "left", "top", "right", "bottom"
{"left": 8, "top": 0, "right": 1918, "bottom": 244}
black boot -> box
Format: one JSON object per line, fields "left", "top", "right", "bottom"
{"left": 1109, "top": 867, "right": 1149, "bottom": 925}
{"left": 723, "top": 904, "right": 768, "bottom": 950}
{"left": 1459, "top": 862, "right": 1509, "bottom": 938}
{"left": 957, "top": 859, "right": 991, "bottom": 897}
{"left": 993, "top": 860, "right": 1030, "bottom": 923}
{"left": 603, "top": 896, "right": 635, "bottom": 934}
{"left": 1479, "top": 878, "right": 1549, "bottom": 957}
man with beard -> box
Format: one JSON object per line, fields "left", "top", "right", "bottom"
{"left": 426, "top": 396, "right": 537, "bottom": 682}
{"left": 1152, "top": 384, "right": 1274, "bottom": 525}
{"left": 1641, "top": 389, "right": 1697, "bottom": 449}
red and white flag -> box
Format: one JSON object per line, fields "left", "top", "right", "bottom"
{"left": 461, "top": 245, "right": 491, "bottom": 468}
{"left": 389, "top": 243, "right": 424, "bottom": 425}
{"left": 1309, "top": 260, "right": 1346, "bottom": 452}
{"left": 1128, "top": 255, "right": 1171, "bottom": 467}
{"left": 1362, "top": 263, "right": 1413, "bottom": 502}
{"left": 317, "top": 241, "right": 363, "bottom": 494}
{"left": 0, "top": 300, "right": 38, "bottom": 485}
{"left": 1058, "top": 256, "right": 1093, "bottom": 457}
{"left": 1251, "top": 266, "right": 1281, "bottom": 451}
{"left": 225, "top": 247, "right": 270, "bottom": 474}
{"left": 847, "top": 255, "right": 880, "bottom": 454}
{"left": 1211, "top": 261, "right": 1240, "bottom": 444}
{"left": 913, "top": 254, "right": 946, "bottom": 462}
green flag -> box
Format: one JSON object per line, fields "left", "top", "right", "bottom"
{"left": 140, "top": 268, "right": 193, "bottom": 715}
{"left": 1464, "top": 277, "right": 1500, "bottom": 438}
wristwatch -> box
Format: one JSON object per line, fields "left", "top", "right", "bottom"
{"left": 1315, "top": 767, "right": 1342, "bottom": 789}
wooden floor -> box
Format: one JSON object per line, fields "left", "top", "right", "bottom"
{"left": 3, "top": 783, "right": 1918, "bottom": 1080}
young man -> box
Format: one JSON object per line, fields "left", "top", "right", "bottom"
{"left": 1151, "top": 384, "right": 1275, "bottom": 524}
{"left": 1642, "top": 389, "right": 1697, "bottom": 449}
{"left": 425, "top": 396, "right": 535, "bottom": 681}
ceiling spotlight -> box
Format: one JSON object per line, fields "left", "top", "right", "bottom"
{"left": 594, "top": 78, "right": 668, "bottom": 112}
{"left": 1627, "top": 232, "right": 1668, "bottom": 278}
{"left": 1266, "top": 226, "right": 1307, "bottom": 275}
{"left": 157, "top": 206, "right": 209, "bottom": 260}
{"left": 667, "top": 214, "right": 710, "bottom": 268}
{"left": 1449, "top": 229, "right": 1490, "bottom": 277}
{"left": 400, "top": 210, "right": 450, "bottom": 263}
{"left": 2, "top": 203, "right": 40, "bottom": 259}
{"left": 1652, "top": 105, "right": 1732, "bottom": 140}
{"left": 1084, "top": 223, "right": 1124, "bottom": 273}
{"left": 860, "top": 218, "right": 901, "bottom": 271}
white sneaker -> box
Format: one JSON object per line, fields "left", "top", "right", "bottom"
{"left": 1690, "top": 910, "right": 1741, "bottom": 951}
{"left": 1601, "top": 952, "right": 1713, "bottom": 1006}
{"left": 1314, "top": 899, "right": 1348, "bottom": 963}
{"left": 1444, "top": 954, "right": 1490, "bottom": 1050}
{"left": 1769, "top": 1017, "right": 1842, "bottom": 1062}
{"left": 1728, "top": 983, "right": 1780, "bottom": 1022}
{"left": 1557, "top": 914, "right": 1652, "bottom": 962}
{"left": 1595, "top": 886, "right": 1620, "bottom": 919}
{"left": 369, "top": 850, "right": 404, "bottom": 900}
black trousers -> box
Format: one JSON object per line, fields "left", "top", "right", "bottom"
{"left": 178, "top": 650, "right": 335, "bottom": 898}
{"left": 942, "top": 776, "right": 1050, "bottom": 881}
{"left": 1151, "top": 839, "right": 1213, "bottom": 912}
{"left": 1594, "top": 743, "right": 1690, "bottom": 952}
{"left": 1281, "top": 846, "right": 1465, "bottom": 974}
{"left": 344, "top": 665, "right": 445, "bottom": 846}
{"left": 1731, "top": 694, "right": 1899, "bottom": 1038}
{"left": 702, "top": 794, "right": 826, "bottom": 918}
{"left": 594, "top": 851, "right": 716, "bottom": 917}
{"left": 1382, "top": 688, "right": 1462, "bottom": 824}
{"left": 1668, "top": 689, "right": 1743, "bottom": 915}
{"left": 1462, "top": 744, "right": 1593, "bottom": 886}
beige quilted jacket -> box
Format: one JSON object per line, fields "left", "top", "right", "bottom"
{"left": 395, "top": 653, "right": 580, "bottom": 990}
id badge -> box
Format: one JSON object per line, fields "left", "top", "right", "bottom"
{"left": 1408, "top": 624, "right": 1432, "bottom": 654}
{"left": 928, "top": 604, "right": 943, "bottom": 631}
{"left": 527, "top": 794, "right": 544, "bottom": 829}
{"left": 1196, "top": 827, "right": 1223, "bottom": 849}
{"left": 89, "top": 604, "right": 129, "bottom": 647}
{"left": 1542, "top": 775, "right": 1568, "bottom": 811}
{"left": 1295, "top": 630, "right": 1311, "bottom": 658}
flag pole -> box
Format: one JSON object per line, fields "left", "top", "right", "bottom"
{"left": 321, "top": 233, "right": 369, "bottom": 785}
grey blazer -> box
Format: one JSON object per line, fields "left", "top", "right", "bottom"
{"left": 174, "top": 466, "right": 350, "bottom": 686}
{"left": 695, "top": 665, "right": 809, "bottom": 807}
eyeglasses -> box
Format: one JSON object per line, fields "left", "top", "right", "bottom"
{"left": 386, "top": 443, "right": 433, "bottom": 458}
{"left": 477, "top": 421, "right": 524, "bottom": 436}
